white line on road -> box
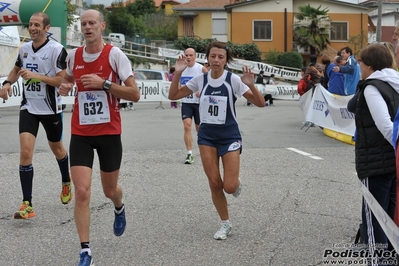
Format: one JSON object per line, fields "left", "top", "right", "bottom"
{"left": 286, "top": 148, "right": 324, "bottom": 160}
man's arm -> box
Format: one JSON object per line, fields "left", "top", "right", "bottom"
{"left": 336, "top": 59, "right": 355, "bottom": 74}
{"left": 168, "top": 70, "right": 195, "bottom": 100}
{"left": 105, "top": 75, "right": 140, "bottom": 102}
{"left": 169, "top": 55, "right": 194, "bottom": 100}
{"left": 18, "top": 69, "right": 66, "bottom": 88}
{"left": 59, "top": 72, "right": 75, "bottom": 96}
{"left": 0, "top": 65, "right": 21, "bottom": 100}
{"left": 5, "top": 65, "right": 21, "bottom": 84}
{"left": 77, "top": 73, "right": 140, "bottom": 103}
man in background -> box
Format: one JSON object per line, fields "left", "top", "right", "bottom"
{"left": 333, "top": 46, "right": 360, "bottom": 95}
{"left": 179, "top": 48, "right": 207, "bottom": 164}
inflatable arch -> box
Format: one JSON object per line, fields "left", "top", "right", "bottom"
{"left": 0, "top": 0, "right": 67, "bottom": 46}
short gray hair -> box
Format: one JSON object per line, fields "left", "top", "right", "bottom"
{"left": 395, "top": 19, "right": 399, "bottom": 28}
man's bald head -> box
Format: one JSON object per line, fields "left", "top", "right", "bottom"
{"left": 184, "top": 48, "right": 197, "bottom": 67}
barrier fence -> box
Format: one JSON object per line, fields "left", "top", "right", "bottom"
{"left": 300, "top": 84, "right": 355, "bottom": 136}
{"left": 0, "top": 76, "right": 300, "bottom": 108}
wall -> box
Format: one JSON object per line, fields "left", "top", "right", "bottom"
{"left": 328, "top": 13, "right": 369, "bottom": 53}
{"left": 231, "top": 10, "right": 293, "bottom": 53}
{"left": 229, "top": 0, "right": 368, "bottom": 56}
{"left": 194, "top": 12, "right": 212, "bottom": 38}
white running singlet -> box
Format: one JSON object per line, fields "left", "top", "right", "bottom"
{"left": 180, "top": 63, "right": 204, "bottom": 104}
{"left": 18, "top": 39, "right": 67, "bottom": 115}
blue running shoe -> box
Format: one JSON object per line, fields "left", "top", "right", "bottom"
{"left": 114, "top": 207, "right": 126, "bottom": 236}
{"left": 78, "top": 252, "right": 94, "bottom": 266}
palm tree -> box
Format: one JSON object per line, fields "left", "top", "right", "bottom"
{"left": 293, "top": 4, "right": 331, "bottom": 55}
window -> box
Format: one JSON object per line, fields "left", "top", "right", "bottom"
{"left": 212, "top": 19, "right": 227, "bottom": 35}
{"left": 330, "top": 22, "right": 348, "bottom": 41}
{"left": 253, "top": 20, "right": 272, "bottom": 40}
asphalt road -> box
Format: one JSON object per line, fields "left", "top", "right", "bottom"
{"left": 0, "top": 98, "right": 361, "bottom": 266}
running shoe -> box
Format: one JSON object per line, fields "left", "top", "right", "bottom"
{"left": 233, "top": 179, "right": 242, "bottom": 198}
{"left": 114, "top": 207, "right": 126, "bottom": 236}
{"left": 14, "top": 201, "right": 35, "bottom": 219}
{"left": 60, "top": 182, "right": 73, "bottom": 205}
{"left": 213, "top": 221, "right": 232, "bottom": 240}
{"left": 78, "top": 252, "right": 94, "bottom": 266}
{"left": 184, "top": 154, "right": 194, "bottom": 164}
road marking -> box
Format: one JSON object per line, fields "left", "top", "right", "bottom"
{"left": 286, "top": 148, "right": 324, "bottom": 160}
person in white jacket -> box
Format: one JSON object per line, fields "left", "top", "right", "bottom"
{"left": 347, "top": 43, "right": 399, "bottom": 265}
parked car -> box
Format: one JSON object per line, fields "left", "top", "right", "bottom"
{"left": 120, "top": 70, "right": 146, "bottom": 111}
{"left": 133, "top": 70, "right": 147, "bottom": 80}
{"left": 135, "top": 69, "right": 169, "bottom": 81}
{"left": 109, "top": 33, "right": 125, "bottom": 48}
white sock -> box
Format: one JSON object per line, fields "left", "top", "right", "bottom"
{"left": 187, "top": 150, "right": 192, "bottom": 155}
{"left": 81, "top": 248, "right": 91, "bottom": 256}
{"left": 114, "top": 204, "right": 125, "bottom": 215}
{"left": 222, "top": 219, "right": 231, "bottom": 225}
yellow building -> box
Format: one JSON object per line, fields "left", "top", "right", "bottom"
{"left": 173, "top": 0, "right": 373, "bottom": 57}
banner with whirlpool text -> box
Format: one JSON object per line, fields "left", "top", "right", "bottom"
{"left": 0, "top": 77, "right": 300, "bottom": 108}
{"left": 158, "top": 47, "right": 302, "bottom": 82}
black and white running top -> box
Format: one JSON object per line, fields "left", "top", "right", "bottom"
{"left": 17, "top": 39, "right": 67, "bottom": 115}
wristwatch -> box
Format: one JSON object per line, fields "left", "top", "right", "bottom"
{"left": 2, "top": 80, "right": 11, "bottom": 86}
{"left": 102, "top": 80, "right": 112, "bottom": 91}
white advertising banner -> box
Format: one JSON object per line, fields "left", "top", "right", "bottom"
{"left": 0, "top": 26, "right": 20, "bottom": 47}
{"left": 158, "top": 47, "right": 302, "bottom": 82}
{"left": 0, "top": 76, "right": 300, "bottom": 108}
{"left": 0, "top": 76, "right": 23, "bottom": 107}
{"left": 256, "top": 84, "right": 299, "bottom": 100}
{"left": 304, "top": 84, "right": 355, "bottom": 136}
{"left": 298, "top": 88, "right": 312, "bottom": 116}
{"left": 0, "top": 77, "right": 172, "bottom": 107}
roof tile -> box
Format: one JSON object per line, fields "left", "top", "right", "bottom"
{"left": 175, "top": 0, "right": 234, "bottom": 9}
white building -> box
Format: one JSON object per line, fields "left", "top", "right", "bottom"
{"left": 360, "top": 0, "right": 399, "bottom": 43}
{"left": 67, "top": 15, "right": 83, "bottom": 48}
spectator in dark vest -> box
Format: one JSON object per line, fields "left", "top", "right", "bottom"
{"left": 347, "top": 43, "right": 399, "bottom": 263}
{"left": 333, "top": 46, "right": 360, "bottom": 95}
